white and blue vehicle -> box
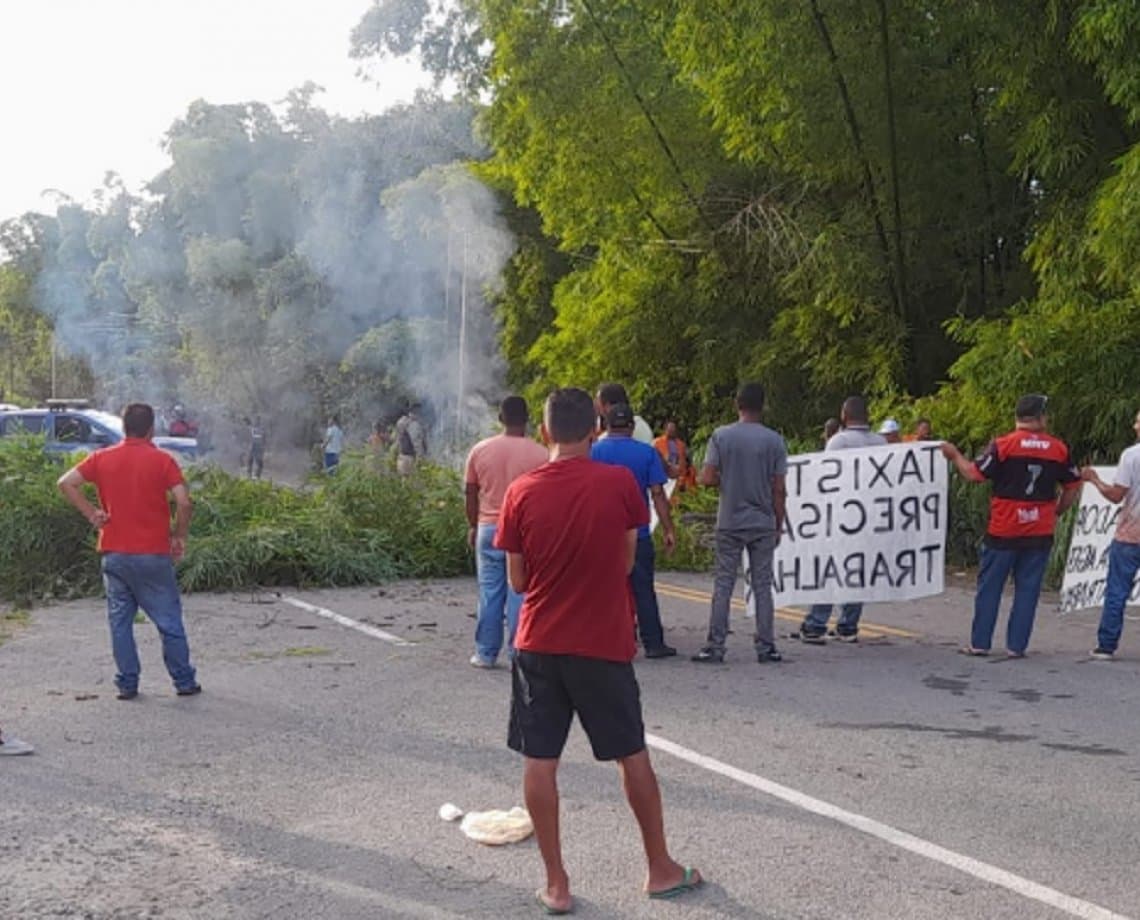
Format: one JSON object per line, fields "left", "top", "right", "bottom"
{"left": 0, "top": 401, "right": 198, "bottom": 462}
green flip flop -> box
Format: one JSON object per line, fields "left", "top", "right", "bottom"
{"left": 536, "top": 889, "right": 573, "bottom": 915}
{"left": 648, "top": 867, "right": 704, "bottom": 900}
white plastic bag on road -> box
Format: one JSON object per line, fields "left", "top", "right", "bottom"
{"left": 458, "top": 806, "right": 534, "bottom": 845}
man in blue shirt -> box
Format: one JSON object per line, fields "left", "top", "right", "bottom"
{"left": 591, "top": 404, "right": 678, "bottom": 658}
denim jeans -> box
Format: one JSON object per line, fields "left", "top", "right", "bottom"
{"left": 803, "top": 602, "right": 864, "bottom": 634}
{"left": 706, "top": 529, "right": 777, "bottom": 652}
{"left": 474, "top": 524, "right": 523, "bottom": 663}
{"left": 101, "top": 553, "right": 197, "bottom": 693}
{"left": 630, "top": 535, "right": 666, "bottom": 650}
{"left": 1097, "top": 540, "right": 1140, "bottom": 652}
{"left": 323, "top": 452, "right": 340, "bottom": 473}
{"left": 972, "top": 544, "right": 1051, "bottom": 654}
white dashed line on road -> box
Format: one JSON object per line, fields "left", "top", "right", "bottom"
{"left": 280, "top": 596, "right": 415, "bottom": 647}
{"left": 647, "top": 733, "right": 1133, "bottom": 920}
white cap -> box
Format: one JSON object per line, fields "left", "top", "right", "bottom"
{"left": 879, "top": 418, "right": 900, "bottom": 434}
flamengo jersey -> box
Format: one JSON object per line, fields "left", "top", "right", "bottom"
{"left": 974, "top": 429, "right": 1081, "bottom": 548}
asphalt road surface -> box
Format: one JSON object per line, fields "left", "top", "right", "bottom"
{"left": 3, "top": 572, "right": 1139, "bottom": 919}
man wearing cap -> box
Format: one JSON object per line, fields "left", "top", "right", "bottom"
{"left": 795, "top": 396, "right": 886, "bottom": 643}
{"left": 596, "top": 383, "right": 654, "bottom": 444}
{"left": 942, "top": 395, "right": 1081, "bottom": 657}
{"left": 879, "top": 418, "right": 902, "bottom": 443}
{"left": 592, "top": 404, "right": 678, "bottom": 658}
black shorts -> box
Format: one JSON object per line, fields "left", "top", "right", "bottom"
{"left": 508, "top": 651, "right": 645, "bottom": 762}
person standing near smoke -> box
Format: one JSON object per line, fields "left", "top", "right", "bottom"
{"left": 395, "top": 404, "right": 427, "bottom": 475}
{"left": 495, "top": 388, "right": 702, "bottom": 913}
{"left": 322, "top": 415, "right": 344, "bottom": 473}
{"left": 247, "top": 415, "right": 266, "bottom": 479}
{"left": 464, "top": 396, "right": 549, "bottom": 668}
{"left": 57, "top": 403, "right": 201, "bottom": 700}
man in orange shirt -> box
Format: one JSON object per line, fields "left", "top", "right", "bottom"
{"left": 464, "top": 396, "right": 549, "bottom": 668}
{"left": 653, "top": 420, "right": 696, "bottom": 494}
{"left": 58, "top": 403, "right": 200, "bottom": 700}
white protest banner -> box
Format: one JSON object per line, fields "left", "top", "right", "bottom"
{"left": 744, "top": 442, "right": 947, "bottom": 610}
{"left": 1059, "top": 468, "right": 1140, "bottom": 613}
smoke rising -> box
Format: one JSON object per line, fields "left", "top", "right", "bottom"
{"left": 7, "top": 90, "right": 515, "bottom": 469}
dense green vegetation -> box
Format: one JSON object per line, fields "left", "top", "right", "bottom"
{"left": 0, "top": 441, "right": 471, "bottom": 604}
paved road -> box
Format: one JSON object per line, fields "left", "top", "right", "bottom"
{"left": 2, "top": 574, "right": 1138, "bottom": 919}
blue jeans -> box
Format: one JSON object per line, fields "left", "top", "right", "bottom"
{"left": 102, "top": 553, "right": 197, "bottom": 693}
{"left": 323, "top": 452, "right": 340, "bottom": 472}
{"left": 1097, "top": 540, "right": 1140, "bottom": 652}
{"left": 972, "top": 544, "right": 1050, "bottom": 654}
{"left": 803, "top": 603, "right": 864, "bottom": 634}
{"left": 630, "top": 535, "right": 666, "bottom": 650}
{"left": 474, "top": 524, "right": 523, "bottom": 663}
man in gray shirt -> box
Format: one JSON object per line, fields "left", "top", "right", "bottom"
{"left": 692, "top": 383, "right": 788, "bottom": 664}
{"left": 795, "top": 395, "right": 886, "bottom": 643}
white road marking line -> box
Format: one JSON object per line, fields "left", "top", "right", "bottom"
{"left": 280, "top": 594, "right": 1129, "bottom": 919}
{"left": 646, "top": 733, "right": 1133, "bottom": 920}
{"left": 280, "top": 596, "right": 415, "bottom": 646}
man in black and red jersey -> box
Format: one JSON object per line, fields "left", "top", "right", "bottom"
{"left": 941, "top": 395, "right": 1081, "bottom": 657}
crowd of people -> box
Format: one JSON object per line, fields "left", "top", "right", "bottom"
{"left": 5, "top": 385, "right": 1139, "bottom": 912}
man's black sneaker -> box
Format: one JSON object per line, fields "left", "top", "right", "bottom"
{"left": 792, "top": 628, "right": 826, "bottom": 645}
{"left": 1090, "top": 647, "right": 1115, "bottom": 660}
{"left": 116, "top": 689, "right": 138, "bottom": 701}
{"left": 757, "top": 646, "right": 783, "bottom": 663}
{"left": 691, "top": 648, "right": 724, "bottom": 664}
{"left": 176, "top": 684, "right": 203, "bottom": 697}
{"left": 830, "top": 628, "right": 859, "bottom": 643}
{"left": 645, "top": 645, "right": 678, "bottom": 659}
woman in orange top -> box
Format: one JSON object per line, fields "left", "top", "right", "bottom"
{"left": 654, "top": 421, "right": 696, "bottom": 496}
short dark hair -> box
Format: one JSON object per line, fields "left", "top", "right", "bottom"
{"left": 500, "top": 395, "right": 529, "bottom": 428}
{"left": 841, "top": 395, "right": 869, "bottom": 424}
{"left": 736, "top": 382, "right": 766, "bottom": 413}
{"left": 1016, "top": 394, "right": 1048, "bottom": 420}
{"left": 545, "top": 388, "right": 596, "bottom": 443}
{"left": 596, "top": 382, "right": 629, "bottom": 408}
{"left": 122, "top": 403, "right": 155, "bottom": 438}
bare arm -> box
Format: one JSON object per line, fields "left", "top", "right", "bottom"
{"left": 170, "top": 483, "right": 193, "bottom": 561}
{"left": 1082, "top": 467, "right": 1129, "bottom": 504}
{"left": 650, "top": 484, "right": 675, "bottom": 553}
{"left": 624, "top": 529, "right": 638, "bottom": 574}
{"left": 1056, "top": 484, "right": 1081, "bottom": 517}
{"left": 940, "top": 442, "right": 985, "bottom": 483}
{"left": 464, "top": 483, "right": 480, "bottom": 546}
{"left": 507, "top": 552, "right": 528, "bottom": 594}
{"left": 772, "top": 473, "right": 787, "bottom": 546}
{"left": 57, "top": 468, "right": 108, "bottom": 529}
{"left": 698, "top": 463, "right": 720, "bottom": 487}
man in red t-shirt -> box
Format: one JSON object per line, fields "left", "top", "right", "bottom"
{"left": 942, "top": 394, "right": 1081, "bottom": 657}
{"left": 58, "top": 403, "right": 200, "bottom": 699}
{"left": 495, "top": 387, "right": 702, "bottom": 914}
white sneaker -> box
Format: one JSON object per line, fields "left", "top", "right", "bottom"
{"left": 469, "top": 654, "right": 497, "bottom": 669}
{"left": 0, "top": 737, "right": 35, "bottom": 756}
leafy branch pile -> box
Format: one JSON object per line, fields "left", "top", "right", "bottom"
{"left": 0, "top": 442, "right": 473, "bottom": 605}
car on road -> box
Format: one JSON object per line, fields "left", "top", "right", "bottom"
{"left": 0, "top": 402, "right": 198, "bottom": 462}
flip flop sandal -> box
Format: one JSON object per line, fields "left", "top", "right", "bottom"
{"left": 536, "top": 890, "right": 573, "bottom": 915}
{"left": 958, "top": 646, "right": 989, "bottom": 657}
{"left": 648, "top": 867, "right": 704, "bottom": 900}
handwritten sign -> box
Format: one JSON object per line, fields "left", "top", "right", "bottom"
{"left": 744, "top": 442, "right": 948, "bottom": 609}
{"left": 1059, "top": 468, "right": 1140, "bottom": 613}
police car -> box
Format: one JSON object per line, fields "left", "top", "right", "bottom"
{"left": 0, "top": 400, "right": 198, "bottom": 461}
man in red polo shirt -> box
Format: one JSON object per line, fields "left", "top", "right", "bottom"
{"left": 941, "top": 394, "right": 1081, "bottom": 657}
{"left": 495, "top": 387, "right": 702, "bottom": 915}
{"left": 58, "top": 403, "right": 200, "bottom": 699}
